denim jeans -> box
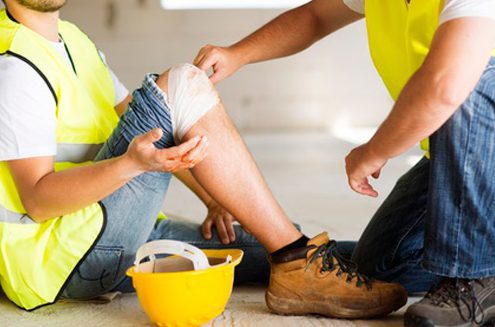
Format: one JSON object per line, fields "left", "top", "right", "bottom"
{"left": 345, "top": 57, "right": 495, "bottom": 293}
{"left": 62, "top": 74, "right": 268, "bottom": 299}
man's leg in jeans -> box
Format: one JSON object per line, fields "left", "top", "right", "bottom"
{"left": 404, "top": 58, "right": 495, "bottom": 326}
{"left": 423, "top": 60, "right": 495, "bottom": 278}
{"left": 350, "top": 158, "right": 440, "bottom": 294}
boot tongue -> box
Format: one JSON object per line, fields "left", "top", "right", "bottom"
{"left": 307, "top": 232, "right": 329, "bottom": 248}
{"left": 306, "top": 232, "right": 330, "bottom": 259}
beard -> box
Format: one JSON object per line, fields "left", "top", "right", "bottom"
{"left": 16, "top": 0, "right": 66, "bottom": 12}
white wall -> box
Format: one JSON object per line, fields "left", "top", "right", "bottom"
{"left": 49, "top": 0, "right": 394, "bottom": 131}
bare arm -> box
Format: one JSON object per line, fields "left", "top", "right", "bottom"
{"left": 194, "top": 0, "right": 362, "bottom": 83}
{"left": 8, "top": 129, "right": 208, "bottom": 222}
{"left": 345, "top": 17, "right": 495, "bottom": 196}
{"left": 114, "top": 94, "right": 132, "bottom": 117}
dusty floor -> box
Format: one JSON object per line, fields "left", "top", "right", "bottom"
{"left": 0, "top": 131, "right": 424, "bottom": 327}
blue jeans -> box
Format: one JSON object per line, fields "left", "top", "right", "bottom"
{"left": 62, "top": 74, "right": 268, "bottom": 299}
{"left": 344, "top": 57, "right": 495, "bottom": 293}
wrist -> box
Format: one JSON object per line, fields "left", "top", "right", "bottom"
{"left": 205, "top": 198, "right": 216, "bottom": 209}
{"left": 119, "top": 153, "right": 144, "bottom": 179}
{"left": 365, "top": 140, "right": 389, "bottom": 162}
{"left": 229, "top": 42, "right": 252, "bottom": 66}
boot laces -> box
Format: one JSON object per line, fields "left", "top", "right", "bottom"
{"left": 426, "top": 278, "right": 485, "bottom": 324}
{"left": 305, "top": 240, "right": 372, "bottom": 289}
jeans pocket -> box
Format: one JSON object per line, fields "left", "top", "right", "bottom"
{"left": 75, "top": 245, "right": 125, "bottom": 293}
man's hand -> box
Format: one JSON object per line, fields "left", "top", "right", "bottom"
{"left": 193, "top": 45, "right": 245, "bottom": 84}
{"left": 201, "top": 200, "right": 239, "bottom": 244}
{"left": 125, "top": 128, "right": 208, "bottom": 174}
{"left": 345, "top": 143, "right": 387, "bottom": 197}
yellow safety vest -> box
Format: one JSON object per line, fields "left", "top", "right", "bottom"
{"left": 365, "top": 0, "right": 495, "bottom": 154}
{"left": 0, "top": 9, "right": 119, "bottom": 310}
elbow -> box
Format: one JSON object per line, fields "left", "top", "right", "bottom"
{"left": 435, "top": 84, "right": 467, "bottom": 109}
{"left": 23, "top": 200, "right": 52, "bottom": 223}
{"left": 430, "top": 72, "right": 472, "bottom": 109}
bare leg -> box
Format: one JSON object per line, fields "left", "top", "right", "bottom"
{"left": 156, "top": 70, "right": 301, "bottom": 252}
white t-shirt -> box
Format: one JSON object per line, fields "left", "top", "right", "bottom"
{"left": 343, "top": 0, "right": 495, "bottom": 24}
{"left": 0, "top": 41, "right": 129, "bottom": 161}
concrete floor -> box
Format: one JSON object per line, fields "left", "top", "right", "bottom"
{"left": 0, "top": 131, "right": 424, "bottom": 327}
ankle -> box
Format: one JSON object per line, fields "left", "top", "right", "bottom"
{"left": 271, "top": 235, "right": 310, "bottom": 257}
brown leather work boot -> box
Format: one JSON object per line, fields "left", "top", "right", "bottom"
{"left": 266, "top": 232, "right": 408, "bottom": 318}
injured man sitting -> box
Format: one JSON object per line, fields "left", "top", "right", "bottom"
{"left": 0, "top": 0, "right": 406, "bottom": 319}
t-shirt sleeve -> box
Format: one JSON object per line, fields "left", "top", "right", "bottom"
{"left": 0, "top": 55, "right": 57, "bottom": 161}
{"left": 440, "top": 0, "right": 495, "bottom": 25}
{"left": 98, "top": 50, "right": 129, "bottom": 106}
{"left": 342, "top": 0, "right": 365, "bottom": 15}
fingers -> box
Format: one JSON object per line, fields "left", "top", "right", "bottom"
{"left": 173, "top": 136, "right": 202, "bottom": 157}
{"left": 193, "top": 45, "right": 235, "bottom": 84}
{"left": 193, "top": 53, "right": 204, "bottom": 68}
{"left": 209, "top": 68, "right": 222, "bottom": 85}
{"left": 193, "top": 45, "right": 208, "bottom": 69}
{"left": 349, "top": 177, "right": 379, "bottom": 197}
{"left": 202, "top": 218, "right": 213, "bottom": 240}
{"left": 156, "top": 136, "right": 209, "bottom": 172}
{"left": 137, "top": 128, "right": 163, "bottom": 146}
{"left": 225, "top": 217, "right": 236, "bottom": 243}
{"left": 214, "top": 217, "right": 230, "bottom": 245}
{"left": 194, "top": 45, "right": 216, "bottom": 71}
{"left": 197, "top": 54, "right": 218, "bottom": 73}
{"left": 182, "top": 136, "right": 208, "bottom": 167}
{"left": 371, "top": 169, "right": 381, "bottom": 179}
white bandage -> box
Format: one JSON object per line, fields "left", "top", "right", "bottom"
{"left": 166, "top": 63, "right": 219, "bottom": 143}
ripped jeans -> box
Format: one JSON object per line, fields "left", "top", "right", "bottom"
{"left": 62, "top": 73, "right": 268, "bottom": 299}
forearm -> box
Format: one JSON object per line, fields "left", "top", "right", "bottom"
{"left": 232, "top": 0, "right": 361, "bottom": 65}
{"left": 367, "top": 69, "right": 460, "bottom": 159}
{"left": 174, "top": 169, "right": 213, "bottom": 206}
{"left": 12, "top": 155, "right": 140, "bottom": 222}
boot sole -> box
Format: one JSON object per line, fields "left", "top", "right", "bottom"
{"left": 266, "top": 290, "right": 406, "bottom": 319}
{"left": 404, "top": 305, "right": 495, "bottom": 327}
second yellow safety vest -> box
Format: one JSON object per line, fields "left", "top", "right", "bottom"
{"left": 365, "top": 0, "right": 495, "bottom": 154}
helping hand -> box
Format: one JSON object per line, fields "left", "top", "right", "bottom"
{"left": 193, "top": 45, "right": 245, "bottom": 84}
{"left": 345, "top": 143, "right": 387, "bottom": 197}
{"left": 125, "top": 128, "right": 208, "bottom": 174}
{"left": 201, "top": 201, "right": 240, "bottom": 245}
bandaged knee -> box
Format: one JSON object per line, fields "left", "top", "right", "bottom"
{"left": 165, "top": 63, "right": 219, "bottom": 143}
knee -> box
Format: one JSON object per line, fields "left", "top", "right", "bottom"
{"left": 158, "top": 63, "right": 220, "bottom": 142}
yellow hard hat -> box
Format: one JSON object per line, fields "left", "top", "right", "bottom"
{"left": 126, "top": 240, "right": 243, "bottom": 327}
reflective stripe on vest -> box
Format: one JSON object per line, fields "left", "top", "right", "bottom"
{"left": 0, "top": 204, "right": 36, "bottom": 224}
{"left": 55, "top": 143, "right": 104, "bottom": 163}
{"left": 0, "top": 9, "right": 117, "bottom": 310}
{"left": 364, "top": 0, "right": 495, "bottom": 156}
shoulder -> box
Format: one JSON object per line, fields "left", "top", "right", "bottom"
{"left": 0, "top": 54, "right": 56, "bottom": 110}
{"left": 0, "top": 55, "right": 57, "bottom": 161}
{"left": 0, "top": 54, "right": 56, "bottom": 105}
